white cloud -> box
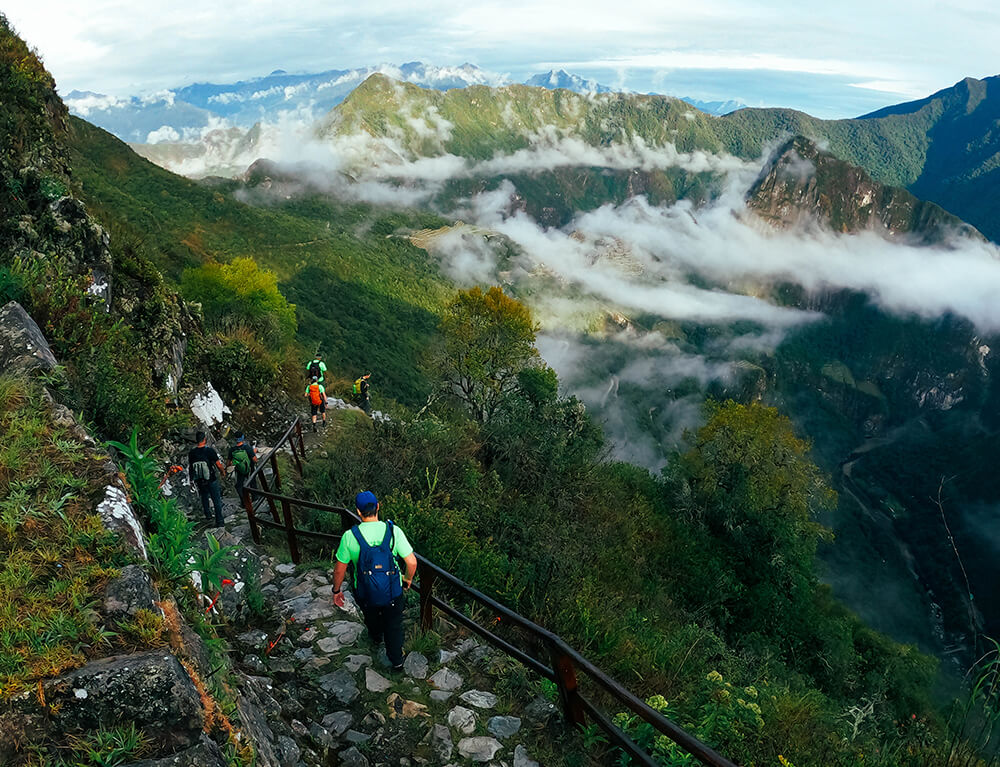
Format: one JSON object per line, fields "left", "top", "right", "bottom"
{"left": 5, "top": 0, "right": 998, "bottom": 115}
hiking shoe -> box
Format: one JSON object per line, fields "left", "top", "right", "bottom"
{"left": 391, "top": 664, "right": 404, "bottom": 673}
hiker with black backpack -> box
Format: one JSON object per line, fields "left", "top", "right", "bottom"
{"left": 332, "top": 491, "right": 417, "bottom": 672}
{"left": 305, "top": 376, "right": 327, "bottom": 431}
{"left": 306, "top": 353, "right": 327, "bottom": 384}
{"left": 188, "top": 430, "right": 227, "bottom": 527}
{"left": 227, "top": 433, "right": 258, "bottom": 503}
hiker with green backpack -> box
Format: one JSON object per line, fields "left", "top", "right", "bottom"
{"left": 353, "top": 373, "right": 372, "bottom": 415}
{"left": 227, "top": 433, "right": 258, "bottom": 504}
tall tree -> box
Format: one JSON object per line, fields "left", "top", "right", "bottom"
{"left": 434, "top": 286, "right": 539, "bottom": 423}
{"left": 668, "top": 400, "right": 836, "bottom": 635}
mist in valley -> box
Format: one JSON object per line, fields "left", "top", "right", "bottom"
{"left": 185, "top": 109, "right": 1000, "bottom": 663}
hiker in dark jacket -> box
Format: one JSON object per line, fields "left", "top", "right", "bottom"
{"left": 355, "top": 373, "right": 372, "bottom": 415}
{"left": 188, "top": 431, "right": 226, "bottom": 527}
{"left": 332, "top": 491, "right": 417, "bottom": 671}
{"left": 227, "top": 434, "right": 258, "bottom": 503}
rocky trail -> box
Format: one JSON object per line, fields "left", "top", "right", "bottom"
{"left": 170, "top": 442, "right": 560, "bottom": 767}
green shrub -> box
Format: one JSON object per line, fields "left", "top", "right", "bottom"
{"left": 188, "top": 331, "right": 279, "bottom": 405}
{"left": 0, "top": 266, "right": 23, "bottom": 303}
{"left": 182, "top": 257, "right": 296, "bottom": 347}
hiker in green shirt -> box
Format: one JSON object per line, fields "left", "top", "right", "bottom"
{"left": 305, "top": 354, "right": 327, "bottom": 383}
{"left": 333, "top": 491, "right": 417, "bottom": 671}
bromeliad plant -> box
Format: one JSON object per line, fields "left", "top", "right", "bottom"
{"left": 106, "top": 427, "right": 160, "bottom": 507}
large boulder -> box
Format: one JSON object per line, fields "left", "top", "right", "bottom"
{"left": 42, "top": 651, "right": 203, "bottom": 749}
{"left": 0, "top": 301, "right": 57, "bottom": 376}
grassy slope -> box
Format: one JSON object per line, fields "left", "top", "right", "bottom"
{"left": 68, "top": 117, "right": 453, "bottom": 404}
{"left": 0, "top": 376, "right": 148, "bottom": 696}
{"left": 330, "top": 73, "right": 999, "bottom": 239}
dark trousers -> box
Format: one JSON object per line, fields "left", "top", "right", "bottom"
{"left": 198, "top": 479, "right": 224, "bottom": 526}
{"left": 360, "top": 597, "right": 405, "bottom": 666}
{"left": 235, "top": 471, "right": 255, "bottom": 503}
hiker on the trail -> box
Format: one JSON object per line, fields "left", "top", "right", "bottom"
{"left": 332, "top": 491, "right": 417, "bottom": 672}
{"left": 188, "top": 430, "right": 226, "bottom": 527}
{"left": 306, "top": 376, "right": 327, "bottom": 430}
{"left": 306, "top": 354, "right": 327, "bottom": 384}
{"left": 227, "top": 433, "right": 258, "bottom": 504}
{"left": 353, "top": 373, "right": 372, "bottom": 415}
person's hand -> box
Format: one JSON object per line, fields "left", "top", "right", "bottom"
{"left": 333, "top": 590, "right": 346, "bottom": 608}
{"left": 403, "top": 579, "right": 413, "bottom": 591}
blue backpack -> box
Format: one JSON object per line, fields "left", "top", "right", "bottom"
{"left": 351, "top": 521, "right": 403, "bottom": 607}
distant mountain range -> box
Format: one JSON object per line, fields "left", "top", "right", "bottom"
{"left": 318, "top": 72, "right": 1000, "bottom": 241}
{"left": 64, "top": 63, "right": 747, "bottom": 145}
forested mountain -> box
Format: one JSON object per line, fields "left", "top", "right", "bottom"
{"left": 6, "top": 12, "right": 1000, "bottom": 766}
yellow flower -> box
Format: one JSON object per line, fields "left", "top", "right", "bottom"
{"left": 706, "top": 670, "right": 724, "bottom": 684}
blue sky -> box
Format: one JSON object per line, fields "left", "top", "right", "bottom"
{"left": 5, "top": 0, "right": 999, "bottom": 118}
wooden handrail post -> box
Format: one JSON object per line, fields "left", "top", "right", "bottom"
{"left": 295, "top": 419, "right": 306, "bottom": 459}
{"left": 549, "top": 640, "right": 587, "bottom": 728}
{"left": 289, "top": 434, "right": 304, "bottom": 477}
{"left": 270, "top": 452, "right": 282, "bottom": 492}
{"left": 281, "top": 497, "right": 300, "bottom": 563}
{"left": 243, "top": 489, "right": 261, "bottom": 545}
{"left": 256, "top": 470, "right": 279, "bottom": 520}
{"left": 418, "top": 561, "right": 436, "bottom": 633}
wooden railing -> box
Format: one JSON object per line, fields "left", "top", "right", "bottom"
{"left": 242, "top": 418, "right": 741, "bottom": 767}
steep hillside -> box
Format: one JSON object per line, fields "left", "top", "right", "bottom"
{"left": 67, "top": 117, "right": 452, "bottom": 405}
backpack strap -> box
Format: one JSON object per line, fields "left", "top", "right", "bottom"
{"left": 380, "top": 520, "right": 395, "bottom": 553}
{"left": 351, "top": 525, "right": 370, "bottom": 552}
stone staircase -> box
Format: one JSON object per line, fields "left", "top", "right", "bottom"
{"left": 208, "top": 504, "right": 558, "bottom": 767}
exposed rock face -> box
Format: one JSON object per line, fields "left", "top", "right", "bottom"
{"left": 747, "top": 136, "right": 981, "bottom": 243}
{"left": 94, "top": 484, "right": 148, "bottom": 560}
{"left": 103, "top": 565, "right": 160, "bottom": 619}
{"left": 0, "top": 301, "right": 57, "bottom": 376}
{"left": 121, "top": 735, "right": 227, "bottom": 767}
{"left": 43, "top": 652, "right": 202, "bottom": 747}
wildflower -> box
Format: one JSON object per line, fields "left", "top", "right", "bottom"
{"left": 706, "top": 670, "right": 724, "bottom": 684}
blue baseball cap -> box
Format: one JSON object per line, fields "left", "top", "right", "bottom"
{"left": 355, "top": 491, "right": 378, "bottom": 513}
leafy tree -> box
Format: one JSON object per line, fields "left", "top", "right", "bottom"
{"left": 433, "top": 285, "right": 540, "bottom": 422}
{"left": 667, "top": 400, "right": 836, "bottom": 637}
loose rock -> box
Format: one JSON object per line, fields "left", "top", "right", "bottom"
{"left": 447, "top": 705, "right": 477, "bottom": 735}
{"left": 317, "top": 669, "right": 359, "bottom": 704}
{"left": 343, "top": 654, "right": 373, "bottom": 673}
{"left": 339, "top": 746, "right": 370, "bottom": 767}
{"left": 513, "top": 744, "right": 539, "bottom": 767}
{"left": 487, "top": 716, "right": 522, "bottom": 739}
{"left": 321, "top": 711, "right": 353, "bottom": 736}
{"left": 459, "top": 689, "right": 498, "bottom": 709}
{"left": 431, "top": 723, "right": 454, "bottom": 761}
{"left": 428, "top": 667, "right": 463, "bottom": 691}
{"left": 457, "top": 736, "right": 503, "bottom": 762}
{"left": 365, "top": 667, "right": 393, "bottom": 692}
{"left": 403, "top": 651, "right": 429, "bottom": 679}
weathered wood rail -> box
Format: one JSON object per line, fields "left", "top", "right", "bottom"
{"left": 241, "top": 417, "right": 741, "bottom": 767}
